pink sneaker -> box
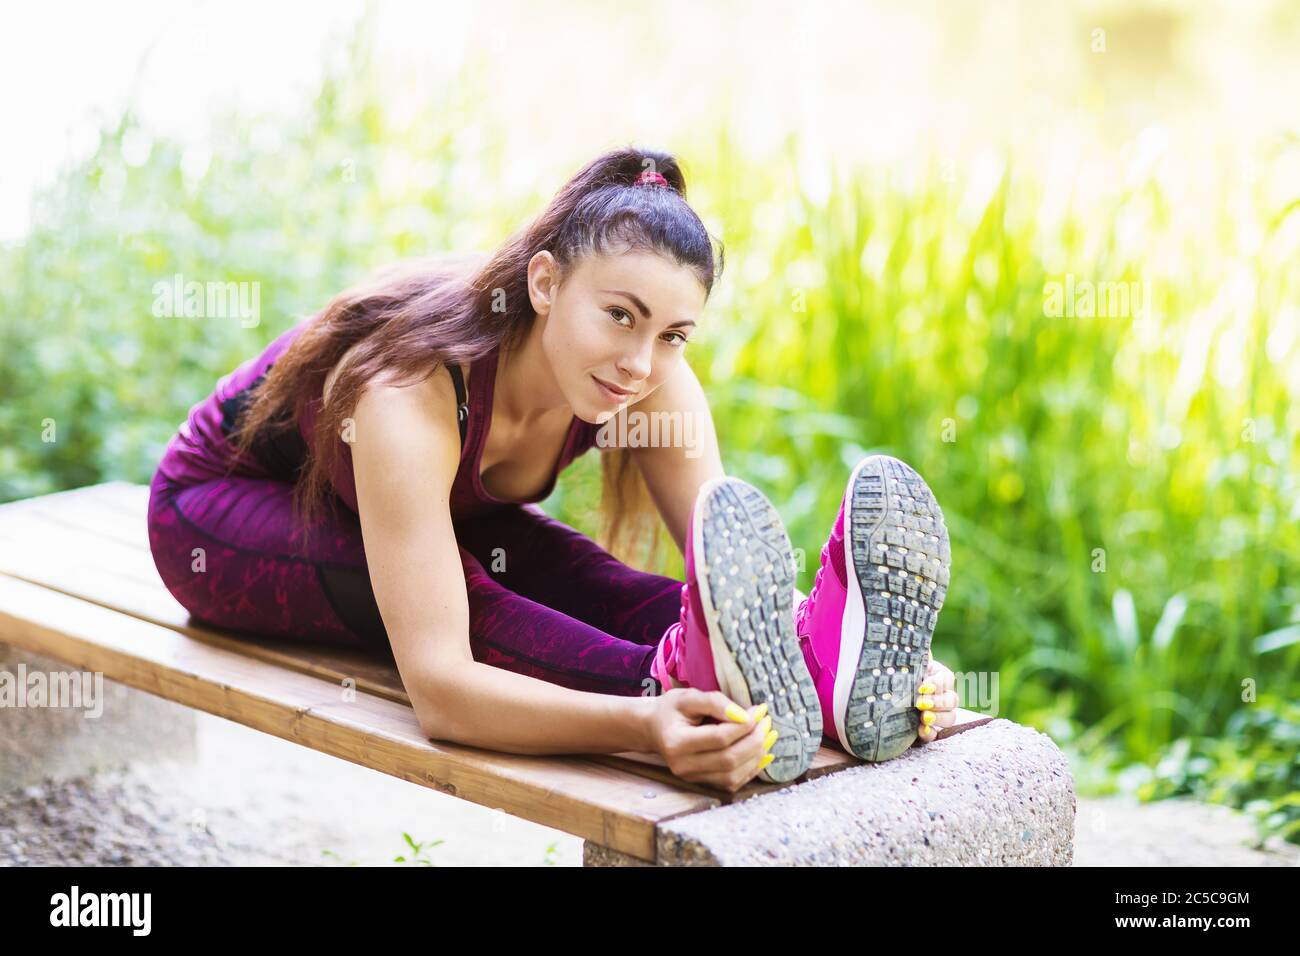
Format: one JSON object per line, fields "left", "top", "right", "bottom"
{"left": 652, "top": 476, "right": 821, "bottom": 782}
{"left": 795, "top": 455, "right": 951, "bottom": 761}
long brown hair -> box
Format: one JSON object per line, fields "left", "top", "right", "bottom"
{"left": 224, "top": 145, "right": 725, "bottom": 566}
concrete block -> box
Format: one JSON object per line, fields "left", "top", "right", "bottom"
{"left": 585, "top": 719, "right": 1074, "bottom": 866}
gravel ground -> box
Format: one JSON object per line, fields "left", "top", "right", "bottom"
{"left": 0, "top": 710, "right": 579, "bottom": 867}
{"left": 1, "top": 711, "right": 1295, "bottom": 867}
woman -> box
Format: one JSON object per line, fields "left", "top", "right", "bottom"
{"left": 146, "top": 146, "right": 959, "bottom": 793}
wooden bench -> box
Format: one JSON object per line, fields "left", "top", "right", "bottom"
{"left": 0, "top": 482, "right": 1072, "bottom": 865}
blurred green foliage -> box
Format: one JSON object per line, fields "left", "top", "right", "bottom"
{"left": 1132, "top": 697, "right": 1300, "bottom": 847}
{"left": 1, "top": 28, "right": 1296, "bottom": 842}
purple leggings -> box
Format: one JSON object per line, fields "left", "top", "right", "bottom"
{"left": 146, "top": 467, "right": 682, "bottom": 696}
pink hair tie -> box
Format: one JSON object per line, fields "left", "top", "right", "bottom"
{"left": 634, "top": 170, "right": 669, "bottom": 188}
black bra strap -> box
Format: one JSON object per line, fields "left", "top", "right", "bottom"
{"left": 448, "top": 362, "right": 469, "bottom": 448}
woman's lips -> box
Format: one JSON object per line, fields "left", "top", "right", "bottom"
{"left": 593, "top": 375, "right": 634, "bottom": 402}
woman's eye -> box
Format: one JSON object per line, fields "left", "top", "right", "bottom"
{"left": 609, "top": 306, "right": 687, "bottom": 347}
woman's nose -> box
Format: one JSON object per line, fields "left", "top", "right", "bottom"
{"left": 616, "top": 339, "right": 653, "bottom": 382}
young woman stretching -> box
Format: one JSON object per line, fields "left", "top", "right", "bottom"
{"left": 147, "top": 147, "right": 959, "bottom": 793}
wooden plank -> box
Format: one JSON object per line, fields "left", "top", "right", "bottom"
{"left": 4, "top": 484, "right": 151, "bottom": 552}
{"left": 0, "top": 507, "right": 162, "bottom": 586}
{"left": 0, "top": 574, "right": 718, "bottom": 860}
{"left": 86, "top": 481, "right": 151, "bottom": 519}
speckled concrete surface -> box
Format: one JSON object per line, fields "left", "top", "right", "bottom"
{"left": 647, "top": 718, "right": 1074, "bottom": 865}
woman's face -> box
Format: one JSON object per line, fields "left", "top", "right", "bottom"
{"left": 531, "top": 248, "right": 707, "bottom": 423}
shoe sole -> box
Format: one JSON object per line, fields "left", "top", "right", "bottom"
{"left": 693, "top": 477, "right": 822, "bottom": 783}
{"left": 836, "top": 456, "right": 951, "bottom": 761}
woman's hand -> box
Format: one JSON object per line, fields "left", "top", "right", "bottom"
{"left": 915, "top": 654, "right": 959, "bottom": 744}
{"left": 648, "top": 688, "right": 776, "bottom": 792}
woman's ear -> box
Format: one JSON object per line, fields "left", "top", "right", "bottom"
{"left": 526, "top": 250, "right": 559, "bottom": 317}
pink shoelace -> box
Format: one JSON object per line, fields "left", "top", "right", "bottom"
{"left": 795, "top": 539, "right": 832, "bottom": 638}
{"left": 659, "top": 582, "right": 692, "bottom": 680}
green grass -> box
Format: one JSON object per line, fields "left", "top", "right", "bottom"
{"left": 1, "top": 29, "right": 1295, "bottom": 842}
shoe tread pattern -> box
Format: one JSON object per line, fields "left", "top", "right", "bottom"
{"left": 844, "top": 457, "right": 951, "bottom": 761}
{"left": 699, "top": 478, "right": 822, "bottom": 782}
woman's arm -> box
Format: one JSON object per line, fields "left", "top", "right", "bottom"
{"left": 623, "top": 357, "right": 726, "bottom": 557}
{"left": 627, "top": 359, "right": 808, "bottom": 606}
{"left": 350, "top": 369, "right": 663, "bottom": 754}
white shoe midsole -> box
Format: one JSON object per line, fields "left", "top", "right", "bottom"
{"left": 694, "top": 478, "right": 751, "bottom": 706}
{"left": 833, "top": 460, "right": 871, "bottom": 747}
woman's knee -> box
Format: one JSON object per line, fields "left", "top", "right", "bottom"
{"left": 146, "top": 471, "right": 373, "bottom": 647}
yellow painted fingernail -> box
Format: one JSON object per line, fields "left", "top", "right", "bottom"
{"left": 752, "top": 702, "right": 769, "bottom": 722}
{"left": 919, "top": 683, "right": 936, "bottom": 694}
{"left": 763, "top": 730, "right": 779, "bottom": 752}
{"left": 757, "top": 753, "right": 775, "bottom": 770}
{"left": 922, "top": 712, "right": 935, "bottom": 726}
{"left": 758, "top": 715, "right": 772, "bottom": 737}
{"left": 916, "top": 697, "right": 934, "bottom": 711}
{"left": 725, "top": 703, "right": 751, "bottom": 723}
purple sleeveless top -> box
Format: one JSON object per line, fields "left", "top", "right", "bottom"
{"left": 158, "top": 314, "right": 604, "bottom": 520}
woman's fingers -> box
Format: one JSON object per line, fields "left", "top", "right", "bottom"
{"left": 915, "top": 687, "right": 958, "bottom": 713}
{"left": 667, "top": 691, "right": 764, "bottom": 754}
{"left": 659, "top": 691, "right": 780, "bottom": 790}
{"left": 921, "top": 708, "right": 956, "bottom": 728}
{"left": 916, "top": 702, "right": 957, "bottom": 743}
{"left": 673, "top": 738, "right": 766, "bottom": 789}
{"left": 676, "top": 689, "right": 760, "bottom": 726}
{"left": 916, "top": 710, "right": 946, "bottom": 741}
{"left": 923, "top": 660, "right": 956, "bottom": 695}
{"left": 673, "top": 717, "right": 753, "bottom": 754}
{"left": 671, "top": 714, "right": 773, "bottom": 788}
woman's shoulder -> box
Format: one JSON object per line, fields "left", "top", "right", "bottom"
{"left": 345, "top": 364, "right": 465, "bottom": 497}
{"left": 344, "top": 355, "right": 466, "bottom": 442}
